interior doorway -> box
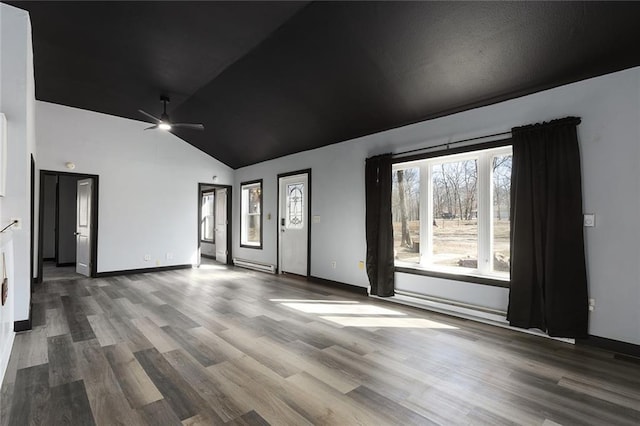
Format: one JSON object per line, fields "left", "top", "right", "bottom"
{"left": 37, "top": 170, "right": 99, "bottom": 283}
{"left": 277, "top": 169, "right": 311, "bottom": 277}
{"left": 197, "top": 183, "right": 232, "bottom": 267}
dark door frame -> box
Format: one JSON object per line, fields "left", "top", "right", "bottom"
{"left": 30, "top": 155, "right": 35, "bottom": 292}
{"left": 37, "top": 170, "right": 100, "bottom": 283}
{"left": 276, "top": 168, "right": 311, "bottom": 277}
{"left": 197, "top": 183, "right": 232, "bottom": 266}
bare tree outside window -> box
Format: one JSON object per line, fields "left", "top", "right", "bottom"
{"left": 392, "top": 167, "right": 420, "bottom": 263}
{"left": 431, "top": 159, "right": 478, "bottom": 269}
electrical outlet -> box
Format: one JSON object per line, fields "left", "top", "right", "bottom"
{"left": 358, "top": 261, "right": 365, "bottom": 270}
{"left": 166, "top": 252, "right": 173, "bottom": 260}
{"left": 584, "top": 214, "right": 595, "bottom": 227}
{"left": 144, "top": 254, "right": 151, "bottom": 261}
{"left": 588, "top": 298, "right": 595, "bottom": 311}
{"left": 9, "top": 218, "right": 22, "bottom": 230}
{"left": 331, "top": 261, "right": 337, "bottom": 269}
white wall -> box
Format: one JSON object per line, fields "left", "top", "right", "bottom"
{"left": 0, "top": 3, "right": 35, "bottom": 383}
{"left": 36, "top": 101, "right": 233, "bottom": 273}
{"left": 235, "top": 67, "right": 640, "bottom": 346}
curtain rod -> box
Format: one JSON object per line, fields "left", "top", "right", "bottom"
{"left": 393, "top": 130, "right": 512, "bottom": 158}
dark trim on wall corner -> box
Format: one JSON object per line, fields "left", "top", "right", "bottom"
{"left": 30, "top": 155, "right": 35, "bottom": 293}
{"left": 14, "top": 318, "right": 32, "bottom": 333}
{"left": 308, "top": 276, "right": 369, "bottom": 296}
{"left": 395, "top": 266, "right": 510, "bottom": 288}
{"left": 577, "top": 335, "right": 640, "bottom": 359}
{"left": 95, "top": 264, "right": 192, "bottom": 278}
{"left": 15, "top": 303, "right": 33, "bottom": 332}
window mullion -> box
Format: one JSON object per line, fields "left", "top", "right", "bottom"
{"left": 477, "top": 152, "right": 491, "bottom": 274}
{"left": 420, "top": 164, "right": 430, "bottom": 267}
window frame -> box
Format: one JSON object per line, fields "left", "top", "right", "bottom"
{"left": 200, "top": 191, "right": 215, "bottom": 244}
{"left": 240, "top": 179, "right": 263, "bottom": 249}
{"left": 392, "top": 139, "right": 512, "bottom": 288}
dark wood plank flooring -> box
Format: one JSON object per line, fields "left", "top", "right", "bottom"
{"left": 1, "top": 264, "right": 639, "bottom": 425}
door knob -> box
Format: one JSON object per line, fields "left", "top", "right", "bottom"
{"left": 281, "top": 229, "right": 285, "bottom": 233}
{"left": 74, "top": 232, "right": 80, "bottom": 236}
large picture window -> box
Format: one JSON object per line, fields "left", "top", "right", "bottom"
{"left": 241, "top": 180, "right": 263, "bottom": 248}
{"left": 392, "top": 145, "right": 512, "bottom": 281}
{"left": 201, "top": 191, "right": 214, "bottom": 243}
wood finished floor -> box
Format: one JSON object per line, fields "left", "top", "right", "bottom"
{"left": 1, "top": 264, "right": 639, "bottom": 425}
{"left": 42, "top": 261, "right": 85, "bottom": 282}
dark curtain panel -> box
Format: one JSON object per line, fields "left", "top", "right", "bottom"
{"left": 508, "top": 117, "right": 588, "bottom": 338}
{"left": 365, "top": 153, "right": 395, "bottom": 297}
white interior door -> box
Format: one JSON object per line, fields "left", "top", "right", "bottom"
{"left": 279, "top": 173, "right": 308, "bottom": 276}
{"left": 215, "top": 188, "right": 227, "bottom": 264}
{"left": 75, "top": 178, "right": 92, "bottom": 276}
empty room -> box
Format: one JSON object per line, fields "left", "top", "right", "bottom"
{"left": 0, "top": 1, "right": 639, "bottom": 425}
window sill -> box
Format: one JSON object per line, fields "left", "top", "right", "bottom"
{"left": 394, "top": 264, "right": 510, "bottom": 288}
{"left": 240, "top": 243, "right": 263, "bottom": 250}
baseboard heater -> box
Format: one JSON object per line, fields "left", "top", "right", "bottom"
{"left": 389, "top": 290, "right": 574, "bottom": 344}
{"left": 395, "top": 290, "right": 507, "bottom": 317}
{"left": 233, "top": 258, "right": 276, "bottom": 274}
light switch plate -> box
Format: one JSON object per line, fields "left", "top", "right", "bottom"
{"left": 583, "top": 214, "right": 595, "bottom": 227}
{"left": 313, "top": 215, "right": 321, "bottom": 224}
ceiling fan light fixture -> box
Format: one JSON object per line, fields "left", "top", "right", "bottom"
{"left": 139, "top": 95, "right": 203, "bottom": 132}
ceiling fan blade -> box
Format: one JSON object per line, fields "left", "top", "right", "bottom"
{"left": 138, "top": 109, "right": 161, "bottom": 123}
{"left": 172, "top": 123, "right": 205, "bottom": 130}
{"left": 144, "top": 125, "right": 159, "bottom": 131}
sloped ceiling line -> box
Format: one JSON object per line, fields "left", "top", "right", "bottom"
{"left": 10, "top": 1, "right": 640, "bottom": 169}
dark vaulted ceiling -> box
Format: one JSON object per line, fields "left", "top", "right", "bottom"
{"left": 8, "top": 1, "right": 640, "bottom": 168}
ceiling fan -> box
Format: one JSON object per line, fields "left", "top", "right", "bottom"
{"left": 138, "top": 96, "right": 204, "bottom": 131}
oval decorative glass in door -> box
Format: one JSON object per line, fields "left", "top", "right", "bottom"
{"left": 286, "top": 183, "right": 304, "bottom": 229}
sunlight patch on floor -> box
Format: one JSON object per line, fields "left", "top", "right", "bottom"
{"left": 195, "top": 263, "right": 227, "bottom": 270}
{"left": 320, "top": 316, "right": 459, "bottom": 329}
{"left": 269, "top": 299, "right": 358, "bottom": 304}
{"left": 281, "top": 302, "right": 406, "bottom": 316}
{"left": 270, "top": 299, "right": 458, "bottom": 329}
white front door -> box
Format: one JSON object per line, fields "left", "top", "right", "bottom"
{"left": 215, "top": 188, "right": 227, "bottom": 264}
{"left": 76, "top": 178, "right": 92, "bottom": 276}
{"left": 279, "top": 173, "right": 309, "bottom": 276}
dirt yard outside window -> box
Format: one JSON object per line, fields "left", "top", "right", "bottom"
{"left": 393, "top": 219, "right": 510, "bottom": 272}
